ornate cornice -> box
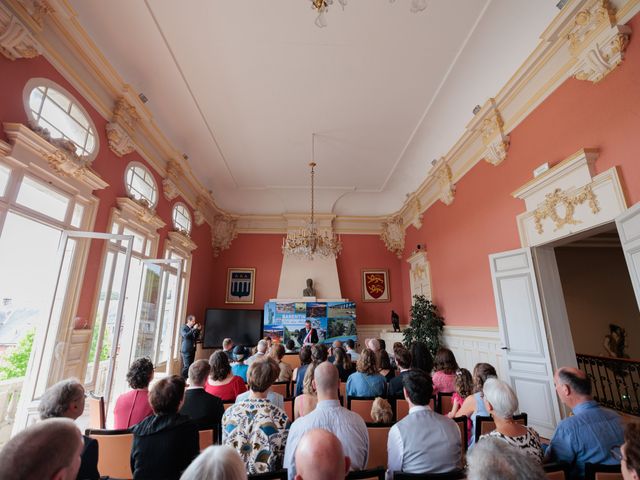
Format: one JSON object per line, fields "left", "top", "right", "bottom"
{"left": 194, "top": 195, "right": 207, "bottom": 226}
{"left": 162, "top": 159, "right": 183, "bottom": 201}
{"left": 468, "top": 98, "right": 510, "bottom": 166}
{"left": 106, "top": 96, "right": 140, "bottom": 157}
{"left": 116, "top": 197, "right": 166, "bottom": 231}
{"left": 0, "top": 3, "right": 41, "bottom": 60}
{"left": 380, "top": 215, "right": 405, "bottom": 258}
{"left": 211, "top": 214, "right": 238, "bottom": 257}
{"left": 433, "top": 158, "right": 455, "bottom": 206}
{"left": 167, "top": 230, "right": 197, "bottom": 253}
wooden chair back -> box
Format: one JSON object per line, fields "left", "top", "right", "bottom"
{"left": 87, "top": 392, "right": 105, "bottom": 429}
{"left": 347, "top": 397, "right": 377, "bottom": 423}
{"left": 584, "top": 463, "right": 623, "bottom": 480}
{"left": 366, "top": 423, "right": 392, "bottom": 469}
{"left": 544, "top": 462, "right": 570, "bottom": 480}
{"left": 199, "top": 429, "right": 214, "bottom": 451}
{"left": 271, "top": 381, "right": 290, "bottom": 398}
{"left": 86, "top": 428, "right": 133, "bottom": 480}
{"left": 395, "top": 398, "right": 410, "bottom": 421}
{"left": 284, "top": 398, "right": 294, "bottom": 420}
{"left": 452, "top": 415, "right": 468, "bottom": 466}
{"left": 474, "top": 412, "right": 527, "bottom": 442}
{"left": 223, "top": 401, "right": 234, "bottom": 411}
{"left": 283, "top": 354, "right": 302, "bottom": 370}
{"left": 392, "top": 469, "right": 466, "bottom": 479}
{"left": 437, "top": 392, "right": 454, "bottom": 415}
{"left": 347, "top": 468, "right": 385, "bottom": 479}
{"left": 339, "top": 382, "right": 347, "bottom": 403}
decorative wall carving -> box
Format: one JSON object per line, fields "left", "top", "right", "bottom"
{"left": 194, "top": 196, "right": 207, "bottom": 226}
{"left": 433, "top": 158, "right": 455, "bottom": 206}
{"left": 0, "top": 4, "right": 41, "bottom": 60}
{"left": 211, "top": 214, "right": 238, "bottom": 257}
{"left": 533, "top": 185, "right": 600, "bottom": 234}
{"left": 106, "top": 97, "right": 139, "bottom": 157}
{"left": 480, "top": 99, "right": 510, "bottom": 166}
{"left": 19, "top": 0, "right": 53, "bottom": 29}
{"left": 167, "top": 231, "right": 197, "bottom": 253}
{"left": 567, "top": 0, "right": 631, "bottom": 83}
{"left": 380, "top": 215, "right": 405, "bottom": 258}
{"left": 116, "top": 197, "right": 166, "bottom": 231}
{"left": 162, "top": 160, "right": 183, "bottom": 201}
{"left": 407, "top": 250, "right": 431, "bottom": 302}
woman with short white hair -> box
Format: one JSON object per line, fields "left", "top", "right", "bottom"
{"left": 479, "top": 377, "right": 544, "bottom": 462}
{"left": 180, "top": 445, "right": 247, "bottom": 480}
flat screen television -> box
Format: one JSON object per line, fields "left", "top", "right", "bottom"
{"left": 203, "top": 308, "right": 263, "bottom": 349}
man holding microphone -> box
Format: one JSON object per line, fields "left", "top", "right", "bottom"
{"left": 180, "top": 314, "right": 201, "bottom": 378}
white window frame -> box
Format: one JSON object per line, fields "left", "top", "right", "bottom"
{"left": 171, "top": 202, "right": 192, "bottom": 235}
{"left": 124, "top": 162, "right": 159, "bottom": 209}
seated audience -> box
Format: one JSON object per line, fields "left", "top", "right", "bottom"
{"left": 294, "top": 363, "right": 318, "bottom": 419}
{"left": 295, "top": 344, "right": 328, "bottom": 397}
{"left": 223, "top": 357, "right": 290, "bottom": 474}
{"left": 388, "top": 348, "right": 412, "bottom": 398}
{"left": 247, "top": 339, "right": 268, "bottom": 364}
{"left": 230, "top": 345, "right": 249, "bottom": 382}
{"left": 371, "top": 397, "right": 393, "bottom": 423}
{"left": 448, "top": 368, "right": 473, "bottom": 417}
{"left": 180, "top": 359, "right": 224, "bottom": 431}
{"left": 222, "top": 337, "right": 235, "bottom": 361}
{"left": 410, "top": 341, "right": 433, "bottom": 374}
{"left": 283, "top": 362, "right": 369, "bottom": 480}
{"left": 619, "top": 422, "right": 640, "bottom": 480}
{"left": 467, "top": 437, "right": 546, "bottom": 480}
{"left": 545, "top": 367, "right": 624, "bottom": 479}
{"left": 379, "top": 350, "right": 396, "bottom": 382}
{"left": 346, "top": 348, "right": 386, "bottom": 397}
{"left": 455, "top": 362, "right": 496, "bottom": 448}
{"left": 205, "top": 350, "right": 247, "bottom": 401}
{"left": 294, "top": 429, "right": 350, "bottom": 480}
{"left": 270, "top": 343, "right": 293, "bottom": 382}
{"left": 235, "top": 357, "right": 285, "bottom": 409}
{"left": 180, "top": 445, "right": 247, "bottom": 480}
{"left": 285, "top": 338, "right": 297, "bottom": 353}
{"left": 333, "top": 346, "right": 356, "bottom": 382}
{"left": 293, "top": 345, "right": 312, "bottom": 397}
{"left": 366, "top": 338, "right": 381, "bottom": 357}
{"left": 432, "top": 347, "right": 459, "bottom": 394}
{"left": 0, "top": 417, "right": 84, "bottom": 480}
{"left": 479, "top": 377, "right": 543, "bottom": 462}
{"left": 39, "top": 378, "right": 99, "bottom": 480}
{"left": 131, "top": 375, "right": 199, "bottom": 480}
{"left": 386, "top": 370, "right": 461, "bottom": 479}
{"left": 345, "top": 338, "right": 360, "bottom": 361}
{"left": 327, "top": 339, "right": 343, "bottom": 362}
{"left": 114, "top": 357, "right": 155, "bottom": 429}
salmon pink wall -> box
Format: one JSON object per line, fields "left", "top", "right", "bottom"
{"left": 402, "top": 13, "right": 640, "bottom": 327}
{"left": 209, "top": 233, "right": 405, "bottom": 326}
{"left": 0, "top": 54, "right": 215, "bottom": 326}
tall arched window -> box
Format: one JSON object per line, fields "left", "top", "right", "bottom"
{"left": 172, "top": 203, "right": 192, "bottom": 235}
{"left": 24, "top": 78, "right": 98, "bottom": 160}
{"left": 124, "top": 162, "right": 158, "bottom": 208}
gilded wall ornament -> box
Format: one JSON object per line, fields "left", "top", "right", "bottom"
{"left": 194, "top": 196, "right": 207, "bottom": 226}
{"left": 0, "top": 4, "right": 41, "bottom": 60}
{"left": 567, "top": 0, "right": 616, "bottom": 54}
{"left": 211, "top": 214, "right": 238, "bottom": 257}
{"left": 380, "top": 215, "right": 405, "bottom": 258}
{"left": 480, "top": 100, "right": 510, "bottom": 166}
{"left": 533, "top": 185, "right": 600, "bottom": 234}
{"left": 106, "top": 122, "right": 135, "bottom": 157}
{"left": 162, "top": 160, "right": 183, "bottom": 201}
{"left": 434, "top": 160, "right": 455, "bottom": 206}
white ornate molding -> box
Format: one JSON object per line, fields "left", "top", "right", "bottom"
{"left": 211, "top": 214, "right": 238, "bottom": 257}
{"left": 380, "top": 215, "right": 405, "bottom": 258}
{"left": 116, "top": 197, "right": 166, "bottom": 231}
{"left": 566, "top": 0, "right": 631, "bottom": 83}
{"left": 193, "top": 196, "right": 207, "bottom": 226}
{"left": 0, "top": 3, "right": 41, "bottom": 60}
{"left": 433, "top": 158, "right": 455, "bottom": 206}
{"left": 167, "top": 230, "right": 197, "bottom": 253}
{"left": 468, "top": 98, "right": 510, "bottom": 166}
{"left": 3, "top": 122, "right": 107, "bottom": 191}
{"left": 106, "top": 97, "right": 139, "bottom": 157}
{"left": 512, "top": 148, "right": 628, "bottom": 246}
{"left": 162, "top": 159, "right": 183, "bottom": 201}
{"left": 406, "top": 250, "right": 432, "bottom": 302}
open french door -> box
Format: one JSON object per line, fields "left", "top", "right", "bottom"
{"left": 616, "top": 202, "right": 640, "bottom": 310}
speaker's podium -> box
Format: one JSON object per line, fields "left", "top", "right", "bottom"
{"left": 264, "top": 298, "right": 357, "bottom": 347}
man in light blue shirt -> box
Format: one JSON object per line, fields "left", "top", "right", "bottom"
{"left": 283, "top": 362, "right": 369, "bottom": 480}
{"left": 545, "top": 367, "right": 624, "bottom": 479}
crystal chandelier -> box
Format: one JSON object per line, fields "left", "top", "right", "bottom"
{"left": 310, "top": 0, "right": 429, "bottom": 28}
{"left": 282, "top": 135, "right": 342, "bottom": 259}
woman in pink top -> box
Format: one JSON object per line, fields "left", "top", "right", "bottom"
{"left": 204, "top": 351, "right": 247, "bottom": 402}
{"left": 113, "top": 357, "right": 154, "bottom": 429}
{"left": 432, "top": 348, "right": 459, "bottom": 395}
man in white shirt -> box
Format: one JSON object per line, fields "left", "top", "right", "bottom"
{"left": 283, "top": 362, "right": 369, "bottom": 480}
{"left": 345, "top": 339, "right": 360, "bottom": 361}
{"left": 246, "top": 339, "right": 268, "bottom": 365}
{"left": 386, "top": 370, "right": 461, "bottom": 479}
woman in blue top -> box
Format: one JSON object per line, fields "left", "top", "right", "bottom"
{"left": 454, "top": 362, "right": 497, "bottom": 448}
{"left": 230, "top": 345, "right": 249, "bottom": 382}
{"left": 346, "top": 348, "right": 386, "bottom": 397}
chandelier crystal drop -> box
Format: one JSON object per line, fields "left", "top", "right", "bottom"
{"left": 282, "top": 135, "right": 342, "bottom": 259}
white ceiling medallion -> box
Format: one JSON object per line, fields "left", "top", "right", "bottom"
{"left": 310, "top": 0, "right": 428, "bottom": 28}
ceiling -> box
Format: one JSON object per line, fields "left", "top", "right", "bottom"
{"left": 68, "top": 0, "right": 559, "bottom": 217}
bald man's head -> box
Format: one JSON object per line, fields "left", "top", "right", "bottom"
{"left": 0, "top": 417, "right": 83, "bottom": 480}
{"left": 294, "top": 429, "right": 350, "bottom": 480}
{"left": 314, "top": 362, "right": 339, "bottom": 399}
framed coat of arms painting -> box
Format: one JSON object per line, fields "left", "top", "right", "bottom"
{"left": 361, "top": 269, "right": 390, "bottom": 302}
{"left": 225, "top": 268, "right": 256, "bottom": 304}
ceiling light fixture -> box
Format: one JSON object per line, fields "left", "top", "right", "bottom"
{"left": 311, "top": 0, "right": 429, "bottom": 28}
{"left": 282, "top": 134, "right": 342, "bottom": 259}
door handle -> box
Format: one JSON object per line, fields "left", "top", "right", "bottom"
{"left": 500, "top": 346, "right": 509, "bottom": 350}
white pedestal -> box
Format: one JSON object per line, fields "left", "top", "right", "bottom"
{"left": 379, "top": 330, "right": 406, "bottom": 353}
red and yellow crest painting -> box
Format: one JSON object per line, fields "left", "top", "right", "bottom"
{"left": 361, "top": 269, "right": 390, "bottom": 302}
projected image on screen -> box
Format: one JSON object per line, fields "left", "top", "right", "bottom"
{"left": 203, "top": 309, "right": 263, "bottom": 349}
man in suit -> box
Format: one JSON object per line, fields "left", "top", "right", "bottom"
{"left": 180, "top": 360, "right": 224, "bottom": 431}
{"left": 180, "top": 314, "right": 201, "bottom": 378}
{"left": 388, "top": 348, "right": 412, "bottom": 397}
{"left": 297, "top": 319, "right": 319, "bottom": 346}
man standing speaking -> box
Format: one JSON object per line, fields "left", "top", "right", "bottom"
{"left": 180, "top": 314, "right": 201, "bottom": 378}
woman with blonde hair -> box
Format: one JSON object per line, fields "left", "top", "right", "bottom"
{"left": 294, "top": 363, "right": 318, "bottom": 419}
{"left": 346, "top": 348, "right": 386, "bottom": 397}
{"left": 371, "top": 397, "right": 393, "bottom": 424}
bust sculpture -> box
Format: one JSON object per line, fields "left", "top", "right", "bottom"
{"left": 303, "top": 278, "right": 316, "bottom": 297}
{"left": 391, "top": 310, "right": 400, "bottom": 332}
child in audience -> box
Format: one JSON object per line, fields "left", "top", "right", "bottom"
{"left": 371, "top": 397, "right": 393, "bottom": 423}
{"left": 448, "top": 368, "right": 473, "bottom": 418}
{"left": 432, "top": 348, "right": 459, "bottom": 394}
